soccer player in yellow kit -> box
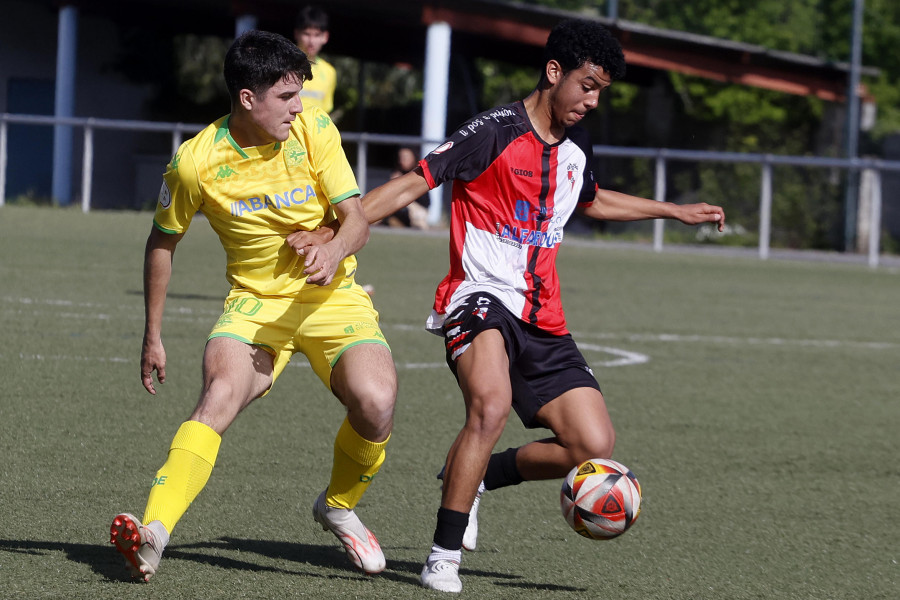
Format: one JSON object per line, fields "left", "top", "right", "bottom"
{"left": 294, "top": 5, "right": 336, "bottom": 113}
{"left": 109, "top": 30, "right": 396, "bottom": 581}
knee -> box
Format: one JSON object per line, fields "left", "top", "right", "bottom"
{"left": 349, "top": 376, "right": 397, "bottom": 422}
{"left": 463, "top": 395, "right": 510, "bottom": 438}
{"left": 368, "top": 383, "right": 397, "bottom": 419}
{"left": 569, "top": 423, "right": 616, "bottom": 464}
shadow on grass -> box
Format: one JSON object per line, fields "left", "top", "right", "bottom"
{"left": 0, "top": 537, "right": 583, "bottom": 591}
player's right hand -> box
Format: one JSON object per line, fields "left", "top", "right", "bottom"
{"left": 140, "top": 338, "right": 167, "bottom": 395}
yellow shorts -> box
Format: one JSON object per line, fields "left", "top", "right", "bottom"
{"left": 208, "top": 283, "right": 389, "bottom": 390}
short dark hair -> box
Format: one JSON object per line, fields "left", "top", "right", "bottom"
{"left": 295, "top": 5, "right": 329, "bottom": 31}
{"left": 224, "top": 30, "right": 313, "bottom": 101}
{"left": 543, "top": 19, "right": 626, "bottom": 81}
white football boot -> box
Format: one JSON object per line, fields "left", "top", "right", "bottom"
{"left": 110, "top": 513, "right": 163, "bottom": 582}
{"left": 421, "top": 556, "right": 463, "bottom": 593}
{"left": 312, "top": 491, "right": 386, "bottom": 574}
{"left": 462, "top": 482, "right": 485, "bottom": 551}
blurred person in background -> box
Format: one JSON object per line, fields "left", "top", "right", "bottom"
{"left": 294, "top": 4, "right": 336, "bottom": 114}
{"left": 383, "top": 146, "right": 429, "bottom": 230}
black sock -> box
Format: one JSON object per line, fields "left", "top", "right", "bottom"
{"left": 433, "top": 507, "right": 469, "bottom": 551}
{"left": 483, "top": 447, "right": 524, "bottom": 491}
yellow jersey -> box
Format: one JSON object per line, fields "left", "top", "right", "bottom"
{"left": 299, "top": 56, "right": 336, "bottom": 113}
{"left": 154, "top": 107, "right": 360, "bottom": 297}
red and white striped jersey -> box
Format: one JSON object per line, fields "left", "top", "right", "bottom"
{"left": 422, "top": 101, "right": 597, "bottom": 336}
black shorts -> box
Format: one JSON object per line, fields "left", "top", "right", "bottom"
{"left": 442, "top": 292, "right": 601, "bottom": 429}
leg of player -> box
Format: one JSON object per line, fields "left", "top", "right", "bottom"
{"left": 313, "top": 343, "right": 396, "bottom": 574}
{"left": 422, "top": 330, "right": 512, "bottom": 593}
{"left": 458, "top": 386, "right": 615, "bottom": 554}
{"left": 519, "top": 386, "right": 616, "bottom": 479}
{"left": 482, "top": 386, "right": 615, "bottom": 486}
{"left": 111, "top": 338, "right": 274, "bottom": 581}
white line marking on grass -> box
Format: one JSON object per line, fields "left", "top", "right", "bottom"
{"left": 6, "top": 296, "right": 896, "bottom": 373}
{"left": 578, "top": 344, "right": 650, "bottom": 367}
{"left": 6, "top": 350, "right": 643, "bottom": 371}
{"left": 2, "top": 296, "right": 221, "bottom": 316}
{"left": 574, "top": 330, "right": 898, "bottom": 351}
{"left": 16, "top": 353, "right": 131, "bottom": 363}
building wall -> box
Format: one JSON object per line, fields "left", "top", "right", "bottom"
{"left": 1, "top": 0, "right": 163, "bottom": 207}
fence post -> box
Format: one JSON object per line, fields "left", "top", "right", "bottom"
{"left": 653, "top": 153, "right": 666, "bottom": 252}
{"left": 867, "top": 168, "right": 882, "bottom": 268}
{"left": 356, "top": 136, "right": 368, "bottom": 194}
{"left": 171, "top": 126, "right": 183, "bottom": 158}
{"left": 81, "top": 120, "right": 94, "bottom": 213}
{"left": 0, "top": 118, "right": 7, "bottom": 207}
{"left": 759, "top": 159, "right": 772, "bottom": 260}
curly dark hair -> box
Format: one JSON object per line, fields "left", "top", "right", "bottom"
{"left": 224, "top": 30, "right": 313, "bottom": 102}
{"left": 542, "top": 19, "right": 626, "bottom": 80}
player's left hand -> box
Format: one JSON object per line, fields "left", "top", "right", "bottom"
{"left": 676, "top": 203, "right": 726, "bottom": 232}
{"left": 286, "top": 226, "right": 335, "bottom": 257}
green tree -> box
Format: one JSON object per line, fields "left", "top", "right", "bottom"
{"left": 520, "top": 0, "right": 899, "bottom": 250}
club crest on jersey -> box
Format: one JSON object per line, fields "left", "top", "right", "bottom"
{"left": 567, "top": 163, "right": 580, "bottom": 190}
{"left": 285, "top": 140, "right": 307, "bottom": 166}
{"left": 472, "top": 306, "right": 489, "bottom": 320}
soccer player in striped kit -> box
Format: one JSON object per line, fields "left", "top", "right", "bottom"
{"left": 297, "top": 18, "right": 725, "bottom": 593}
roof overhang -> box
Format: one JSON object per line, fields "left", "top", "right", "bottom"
{"left": 62, "top": 0, "right": 878, "bottom": 103}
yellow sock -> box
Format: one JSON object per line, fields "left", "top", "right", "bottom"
{"left": 143, "top": 420, "right": 221, "bottom": 533}
{"left": 326, "top": 417, "right": 389, "bottom": 510}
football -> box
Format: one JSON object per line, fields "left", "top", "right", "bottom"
{"left": 560, "top": 458, "right": 642, "bottom": 540}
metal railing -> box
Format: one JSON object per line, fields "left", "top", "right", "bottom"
{"left": 2, "top": 112, "right": 899, "bottom": 267}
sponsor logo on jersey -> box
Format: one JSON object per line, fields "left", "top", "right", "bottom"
{"left": 510, "top": 167, "right": 534, "bottom": 178}
{"left": 158, "top": 181, "right": 172, "bottom": 209}
{"left": 214, "top": 164, "right": 238, "bottom": 180}
{"left": 495, "top": 222, "right": 563, "bottom": 249}
{"left": 315, "top": 113, "right": 331, "bottom": 132}
{"left": 230, "top": 186, "right": 318, "bottom": 216}
{"left": 340, "top": 321, "right": 383, "bottom": 338}
{"left": 514, "top": 199, "right": 553, "bottom": 222}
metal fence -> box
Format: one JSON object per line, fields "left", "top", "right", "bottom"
{"left": 2, "top": 112, "right": 899, "bottom": 268}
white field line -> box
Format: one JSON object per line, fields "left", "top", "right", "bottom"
{"left": 572, "top": 329, "right": 898, "bottom": 351}
{"left": 3, "top": 296, "right": 897, "bottom": 369}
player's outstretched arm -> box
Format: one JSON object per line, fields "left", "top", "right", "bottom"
{"left": 287, "top": 169, "right": 432, "bottom": 255}
{"left": 581, "top": 188, "right": 725, "bottom": 232}
{"left": 361, "top": 168, "right": 431, "bottom": 224}
{"left": 142, "top": 227, "right": 183, "bottom": 395}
